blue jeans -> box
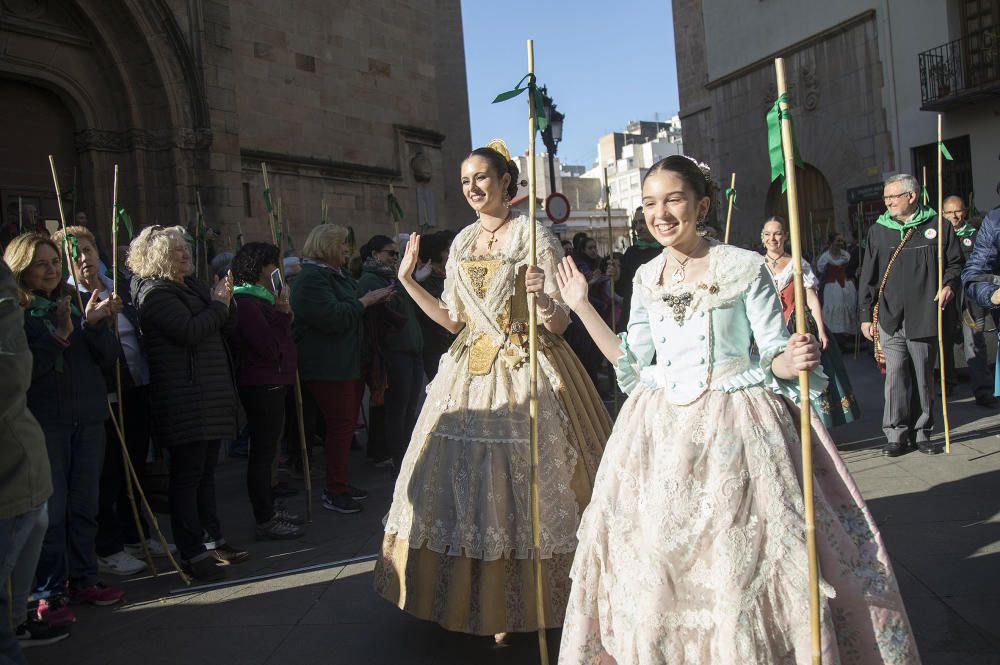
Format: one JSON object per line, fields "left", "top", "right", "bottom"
{"left": 35, "top": 422, "right": 105, "bottom": 595}
{"left": 0, "top": 504, "right": 48, "bottom": 665}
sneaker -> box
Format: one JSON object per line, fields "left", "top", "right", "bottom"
{"left": 36, "top": 596, "right": 75, "bottom": 625}
{"left": 183, "top": 555, "right": 226, "bottom": 581}
{"left": 212, "top": 542, "right": 250, "bottom": 565}
{"left": 16, "top": 618, "right": 70, "bottom": 647}
{"left": 125, "top": 539, "right": 178, "bottom": 559}
{"left": 69, "top": 582, "right": 124, "bottom": 606}
{"left": 98, "top": 551, "right": 147, "bottom": 576}
{"left": 273, "top": 503, "right": 305, "bottom": 525}
{"left": 255, "top": 517, "right": 305, "bottom": 540}
{"left": 346, "top": 485, "right": 369, "bottom": 501}
{"left": 322, "top": 490, "right": 362, "bottom": 514}
{"left": 272, "top": 481, "right": 299, "bottom": 498}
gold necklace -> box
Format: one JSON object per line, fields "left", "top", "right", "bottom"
{"left": 665, "top": 240, "right": 706, "bottom": 283}
{"left": 480, "top": 214, "right": 512, "bottom": 252}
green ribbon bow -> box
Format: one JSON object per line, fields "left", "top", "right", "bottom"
{"left": 921, "top": 186, "right": 930, "bottom": 205}
{"left": 233, "top": 282, "right": 275, "bottom": 304}
{"left": 724, "top": 186, "right": 737, "bottom": 209}
{"left": 954, "top": 223, "right": 976, "bottom": 238}
{"left": 875, "top": 204, "right": 937, "bottom": 239}
{"left": 492, "top": 73, "right": 549, "bottom": 132}
{"left": 387, "top": 192, "right": 404, "bottom": 222}
{"left": 766, "top": 93, "right": 803, "bottom": 193}
{"left": 939, "top": 141, "right": 954, "bottom": 161}
{"left": 113, "top": 204, "right": 134, "bottom": 240}
{"left": 262, "top": 188, "right": 274, "bottom": 214}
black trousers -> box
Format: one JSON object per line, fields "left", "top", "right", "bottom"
{"left": 383, "top": 350, "right": 424, "bottom": 462}
{"left": 167, "top": 440, "right": 223, "bottom": 562}
{"left": 96, "top": 386, "right": 151, "bottom": 556}
{"left": 239, "top": 385, "right": 289, "bottom": 524}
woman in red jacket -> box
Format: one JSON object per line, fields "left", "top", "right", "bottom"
{"left": 229, "top": 242, "right": 306, "bottom": 540}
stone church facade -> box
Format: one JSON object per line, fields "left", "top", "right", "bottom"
{"left": 0, "top": 0, "right": 472, "bottom": 251}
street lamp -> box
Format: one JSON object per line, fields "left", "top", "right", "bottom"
{"left": 539, "top": 86, "right": 565, "bottom": 196}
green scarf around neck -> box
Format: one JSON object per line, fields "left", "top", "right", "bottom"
{"left": 954, "top": 223, "right": 976, "bottom": 238}
{"left": 632, "top": 236, "right": 661, "bottom": 250}
{"left": 233, "top": 283, "right": 275, "bottom": 305}
{"left": 875, "top": 204, "right": 936, "bottom": 239}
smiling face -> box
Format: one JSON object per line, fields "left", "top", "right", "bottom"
{"left": 584, "top": 240, "right": 598, "bottom": 261}
{"left": 374, "top": 242, "right": 399, "bottom": 268}
{"left": 882, "top": 181, "right": 918, "bottom": 220}
{"left": 461, "top": 155, "right": 510, "bottom": 218}
{"left": 23, "top": 242, "right": 63, "bottom": 295}
{"left": 641, "top": 169, "right": 709, "bottom": 249}
{"left": 830, "top": 234, "right": 844, "bottom": 252}
{"left": 761, "top": 220, "right": 785, "bottom": 254}
{"left": 167, "top": 233, "right": 193, "bottom": 278}
{"left": 942, "top": 197, "right": 967, "bottom": 229}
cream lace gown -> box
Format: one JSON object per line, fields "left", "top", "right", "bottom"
{"left": 374, "top": 215, "right": 610, "bottom": 635}
{"left": 559, "top": 244, "right": 919, "bottom": 665}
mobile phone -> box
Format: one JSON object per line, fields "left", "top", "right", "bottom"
{"left": 270, "top": 268, "right": 283, "bottom": 294}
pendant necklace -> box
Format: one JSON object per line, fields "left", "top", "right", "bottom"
{"left": 480, "top": 214, "right": 511, "bottom": 253}
{"left": 766, "top": 252, "right": 785, "bottom": 271}
{"left": 666, "top": 250, "right": 694, "bottom": 283}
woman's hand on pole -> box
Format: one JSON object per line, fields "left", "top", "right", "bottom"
{"left": 785, "top": 332, "right": 821, "bottom": 372}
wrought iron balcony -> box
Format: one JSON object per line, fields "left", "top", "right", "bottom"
{"left": 919, "top": 28, "right": 1000, "bottom": 111}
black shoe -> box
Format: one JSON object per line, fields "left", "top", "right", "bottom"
{"left": 975, "top": 395, "right": 998, "bottom": 408}
{"left": 16, "top": 618, "right": 70, "bottom": 647}
{"left": 882, "top": 441, "right": 905, "bottom": 457}
{"left": 212, "top": 542, "right": 250, "bottom": 565}
{"left": 184, "top": 556, "right": 227, "bottom": 581}
{"left": 272, "top": 481, "right": 299, "bottom": 498}
{"left": 347, "top": 485, "right": 369, "bottom": 501}
{"left": 322, "top": 490, "right": 362, "bottom": 514}
{"left": 917, "top": 441, "right": 943, "bottom": 455}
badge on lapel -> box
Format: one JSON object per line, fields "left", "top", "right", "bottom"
{"left": 924, "top": 228, "right": 937, "bottom": 240}
{"left": 963, "top": 238, "right": 973, "bottom": 247}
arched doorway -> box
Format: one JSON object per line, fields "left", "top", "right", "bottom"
{"left": 766, "top": 163, "right": 834, "bottom": 260}
{"left": 0, "top": 79, "right": 79, "bottom": 240}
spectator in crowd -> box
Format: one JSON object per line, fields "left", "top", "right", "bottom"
{"left": 817, "top": 232, "right": 859, "bottom": 351}
{"left": 3, "top": 233, "right": 123, "bottom": 624}
{"left": 616, "top": 207, "right": 662, "bottom": 332}
{"left": 571, "top": 234, "right": 600, "bottom": 274}
{"left": 414, "top": 231, "right": 456, "bottom": 382}
{"left": 228, "top": 242, "right": 306, "bottom": 540}
{"left": 291, "top": 225, "right": 392, "bottom": 513}
{"left": 72, "top": 211, "right": 111, "bottom": 270}
{"left": 561, "top": 239, "right": 573, "bottom": 257}
{"left": 210, "top": 252, "right": 235, "bottom": 284}
{"left": 0, "top": 258, "right": 69, "bottom": 659}
{"left": 358, "top": 235, "right": 425, "bottom": 467}
{"left": 128, "top": 225, "right": 247, "bottom": 580}
{"left": 51, "top": 227, "right": 175, "bottom": 577}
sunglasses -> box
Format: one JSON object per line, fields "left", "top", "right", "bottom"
{"left": 381, "top": 249, "right": 400, "bottom": 258}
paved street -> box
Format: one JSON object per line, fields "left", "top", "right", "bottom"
{"left": 29, "top": 354, "right": 1000, "bottom": 665}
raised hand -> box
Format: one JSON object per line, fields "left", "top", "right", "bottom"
{"left": 55, "top": 296, "right": 74, "bottom": 340}
{"left": 398, "top": 233, "right": 421, "bottom": 282}
{"left": 212, "top": 270, "right": 233, "bottom": 305}
{"left": 360, "top": 285, "right": 395, "bottom": 308}
{"left": 555, "top": 257, "right": 590, "bottom": 312}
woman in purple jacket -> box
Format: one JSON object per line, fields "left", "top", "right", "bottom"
{"left": 229, "top": 243, "right": 306, "bottom": 540}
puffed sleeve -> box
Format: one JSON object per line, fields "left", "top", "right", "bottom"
{"left": 802, "top": 261, "right": 818, "bottom": 290}
{"left": 439, "top": 243, "right": 465, "bottom": 324}
{"left": 614, "top": 277, "right": 655, "bottom": 395}
{"left": 745, "top": 264, "right": 827, "bottom": 404}
{"left": 537, "top": 224, "right": 571, "bottom": 313}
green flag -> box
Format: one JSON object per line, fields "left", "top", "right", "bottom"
{"left": 262, "top": 188, "right": 274, "bottom": 214}
{"left": 113, "top": 204, "right": 134, "bottom": 240}
{"left": 939, "top": 140, "right": 954, "bottom": 161}
{"left": 387, "top": 192, "right": 404, "bottom": 222}
{"left": 492, "top": 73, "right": 549, "bottom": 132}
{"left": 766, "top": 93, "right": 803, "bottom": 193}
{"left": 724, "top": 186, "right": 736, "bottom": 209}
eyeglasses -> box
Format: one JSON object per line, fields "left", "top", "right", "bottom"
{"left": 882, "top": 192, "right": 911, "bottom": 203}
{"left": 380, "top": 249, "right": 399, "bottom": 258}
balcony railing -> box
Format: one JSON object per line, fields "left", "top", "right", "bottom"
{"left": 919, "top": 28, "right": 1000, "bottom": 111}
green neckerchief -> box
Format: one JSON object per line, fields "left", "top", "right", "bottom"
{"left": 233, "top": 283, "right": 275, "bottom": 305}
{"left": 632, "top": 236, "right": 661, "bottom": 250}
{"left": 875, "top": 204, "right": 937, "bottom": 239}
{"left": 28, "top": 293, "right": 81, "bottom": 372}
{"left": 954, "top": 223, "right": 976, "bottom": 238}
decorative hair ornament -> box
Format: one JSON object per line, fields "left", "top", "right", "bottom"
{"left": 681, "top": 154, "right": 713, "bottom": 185}
{"left": 486, "top": 138, "right": 512, "bottom": 161}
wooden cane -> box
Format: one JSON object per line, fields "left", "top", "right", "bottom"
{"left": 262, "top": 163, "right": 278, "bottom": 246}
{"left": 602, "top": 167, "right": 620, "bottom": 416}
{"left": 936, "top": 115, "right": 952, "bottom": 454}
{"left": 724, "top": 172, "right": 736, "bottom": 244}
{"left": 17, "top": 196, "right": 23, "bottom": 233}
{"left": 525, "top": 39, "right": 550, "bottom": 665}
{"left": 294, "top": 374, "right": 312, "bottom": 522}
{"left": 775, "top": 58, "right": 822, "bottom": 665}
{"left": 196, "top": 191, "right": 209, "bottom": 283}
{"left": 389, "top": 184, "right": 401, "bottom": 240}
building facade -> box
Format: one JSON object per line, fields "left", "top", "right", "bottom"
{"left": 672, "top": 0, "right": 999, "bottom": 249}
{"left": 0, "top": 0, "right": 471, "bottom": 252}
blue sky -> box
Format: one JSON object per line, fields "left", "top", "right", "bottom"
{"left": 460, "top": 0, "right": 680, "bottom": 169}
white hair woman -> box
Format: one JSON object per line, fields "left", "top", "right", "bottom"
{"left": 128, "top": 225, "right": 246, "bottom": 580}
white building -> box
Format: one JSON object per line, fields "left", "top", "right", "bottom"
{"left": 673, "top": 0, "right": 999, "bottom": 247}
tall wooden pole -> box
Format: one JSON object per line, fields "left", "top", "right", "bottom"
{"left": 775, "top": 58, "right": 823, "bottom": 665}
{"left": 262, "top": 163, "right": 278, "bottom": 245}
{"left": 937, "top": 115, "right": 952, "bottom": 454}
{"left": 602, "top": 167, "right": 619, "bottom": 416}
{"left": 17, "top": 196, "right": 23, "bottom": 233}
{"left": 49, "top": 156, "right": 85, "bottom": 313}
{"left": 196, "top": 191, "right": 209, "bottom": 282}
{"left": 854, "top": 201, "right": 863, "bottom": 359}
{"left": 724, "top": 172, "right": 736, "bottom": 244}
{"left": 526, "top": 39, "right": 549, "bottom": 665}
{"left": 922, "top": 166, "right": 929, "bottom": 206}
{"left": 389, "top": 184, "right": 400, "bottom": 240}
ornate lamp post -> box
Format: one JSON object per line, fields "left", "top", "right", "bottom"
{"left": 539, "top": 86, "right": 565, "bottom": 196}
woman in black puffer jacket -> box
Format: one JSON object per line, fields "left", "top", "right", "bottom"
{"left": 128, "top": 225, "right": 245, "bottom": 581}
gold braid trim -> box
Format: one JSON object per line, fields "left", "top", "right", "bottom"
{"left": 871, "top": 227, "right": 915, "bottom": 365}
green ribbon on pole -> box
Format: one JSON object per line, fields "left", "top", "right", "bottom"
{"left": 65, "top": 232, "right": 79, "bottom": 260}
{"left": 766, "top": 93, "right": 803, "bottom": 193}
{"left": 939, "top": 140, "right": 954, "bottom": 161}
{"left": 724, "top": 186, "right": 736, "bottom": 208}
{"left": 263, "top": 188, "right": 274, "bottom": 214}
{"left": 286, "top": 233, "right": 295, "bottom": 251}
{"left": 969, "top": 192, "right": 981, "bottom": 220}
{"left": 492, "top": 73, "right": 549, "bottom": 132}
{"left": 921, "top": 186, "right": 930, "bottom": 206}
{"left": 235, "top": 233, "right": 243, "bottom": 251}
{"left": 346, "top": 226, "right": 356, "bottom": 249}
{"left": 113, "top": 204, "right": 134, "bottom": 240}
{"left": 387, "top": 192, "right": 404, "bottom": 222}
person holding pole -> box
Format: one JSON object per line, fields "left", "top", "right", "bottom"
{"left": 374, "top": 140, "right": 610, "bottom": 638}
{"left": 961, "top": 201, "right": 1000, "bottom": 399}
{"left": 858, "top": 174, "right": 963, "bottom": 456}
{"left": 555, "top": 155, "right": 918, "bottom": 664}
{"left": 228, "top": 242, "right": 307, "bottom": 540}
{"left": 3, "top": 233, "right": 125, "bottom": 623}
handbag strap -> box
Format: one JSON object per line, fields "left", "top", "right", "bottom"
{"left": 872, "top": 227, "right": 916, "bottom": 365}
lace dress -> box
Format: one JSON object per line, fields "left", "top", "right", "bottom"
{"left": 768, "top": 260, "right": 861, "bottom": 429}
{"left": 374, "top": 215, "right": 610, "bottom": 635}
{"left": 559, "top": 243, "right": 919, "bottom": 665}
{"left": 817, "top": 249, "right": 859, "bottom": 335}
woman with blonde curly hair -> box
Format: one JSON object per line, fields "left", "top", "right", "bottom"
{"left": 128, "top": 225, "right": 246, "bottom": 580}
